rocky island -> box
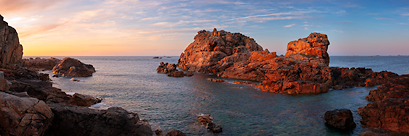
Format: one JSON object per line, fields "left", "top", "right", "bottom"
{"left": 159, "top": 28, "right": 409, "bottom": 134}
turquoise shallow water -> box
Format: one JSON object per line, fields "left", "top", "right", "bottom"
{"left": 29, "top": 56, "right": 409, "bottom": 135}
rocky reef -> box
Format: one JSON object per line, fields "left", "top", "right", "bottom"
{"left": 359, "top": 75, "right": 409, "bottom": 133}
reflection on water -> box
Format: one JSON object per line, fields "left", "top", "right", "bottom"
{"left": 35, "top": 56, "right": 405, "bottom": 135}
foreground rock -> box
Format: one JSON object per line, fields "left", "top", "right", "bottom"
{"left": 23, "top": 57, "right": 61, "bottom": 70}
{"left": 46, "top": 103, "right": 153, "bottom": 136}
{"left": 197, "top": 114, "right": 223, "bottom": 133}
{"left": 52, "top": 57, "right": 95, "bottom": 77}
{"left": 359, "top": 75, "right": 409, "bottom": 133}
{"left": 324, "top": 109, "right": 356, "bottom": 130}
{"left": 0, "top": 15, "right": 23, "bottom": 68}
{"left": 0, "top": 91, "right": 54, "bottom": 136}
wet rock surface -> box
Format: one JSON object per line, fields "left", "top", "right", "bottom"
{"left": 197, "top": 114, "right": 223, "bottom": 133}
{"left": 157, "top": 62, "right": 194, "bottom": 77}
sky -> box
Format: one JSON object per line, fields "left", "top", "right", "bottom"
{"left": 1, "top": 0, "right": 408, "bottom": 56}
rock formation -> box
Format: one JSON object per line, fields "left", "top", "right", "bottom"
{"left": 23, "top": 57, "right": 61, "bottom": 70}
{"left": 177, "top": 28, "right": 264, "bottom": 73}
{"left": 157, "top": 62, "right": 194, "bottom": 77}
{"left": 197, "top": 114, "right": 223, "bottom": 133}
{"left": 285, "top": 32, "right": 330, "bottom": 65}
{"left": 324, "top": 109, "right": 356, "bottom": 130}
{"left": 175, "top": 28, "right": 399, "bottom": 94}
{"left": 359, "top": 75, "right": 409, "bottom": 133}
{"left": 0, "top": 15, "right": 23, "bottom": 68}
{"left": 0, "top": 91, "right": 54, "bottom": 136}
{"left": 52, "top": 57, "right": 95, "bottom": 77}
{"left": 46, "top": 103, "right": 153, "bottom": 136}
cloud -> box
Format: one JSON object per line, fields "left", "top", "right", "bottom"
{"left": 401, "top": 13, "right": 409, "bottom": 16}
{"left": 284, "top": 23, "right": 295, "bottom": 27}
{"left": 375, "top": 17, "right": 394, "bottom": 21}
{"left": 0, "top": 0, "right": 62, "bottom": 14}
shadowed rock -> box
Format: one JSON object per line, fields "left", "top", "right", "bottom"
{"left": 324, "top": 109, "right": 356, "bottom": 130}
{"left": 0, "top": 91, "right": 54, "bottom": 136}
{"left": 46, "top": 103, "right": 153, "bottom": 136}
{"left": 52, "top": 57, "right": 95, "bottom": 77}
{"left": 0, "top": 15, "right": 23, "bottom": 68}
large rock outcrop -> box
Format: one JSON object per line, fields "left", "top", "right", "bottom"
{"left": 46, "top": 103, "right": 153, "bottom": 136}
{"left": 174, "top": 29, "right": 399, "bottom": 94}
{"left": 359, "top": 75, "right": 409, "bottom": 133}
{"left": 52, "top": 57, "right": 95, "bottom": 77}
{"left": 0, "top": 15, "right": 23, "bottom": 68}
{"left": 285, "top": 32, "right": 330, "bottom": 65}
{"left": 0, "top": 91, "right": 54, "bottom": 136}
{"left": 177, "top": 28, "right": 264, "bottom": 73}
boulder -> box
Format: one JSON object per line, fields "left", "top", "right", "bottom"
{"left": 165, "top": 130, "right": 186, "bottom": 136}
{"left": 167, "top": 71, "right": 185, "bottom": 77}
{"left": 324, "top": 109, "right": 356, "bottom": 130}
{"left": 359, "top": 75, "right": 409, "bottom": 133}
{"left": 0, "top": 15, "right": 23, "bottom": 68}
{"left": 52, "top": 57, "right": 95, "bottom": 77}
{"left": 0, "top": 91, "right": 54, "bottom": 136}
{"left": 46, "top": 103, "right": 153, "bottom": 136}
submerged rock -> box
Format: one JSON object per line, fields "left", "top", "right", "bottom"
{"left": 324, "top": 109, "right": 356, "bottom": 130}
{"left": 0, "top": 91, "right": 54, "bottom": 136}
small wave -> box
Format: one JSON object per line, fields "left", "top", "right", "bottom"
{"left": 91, "top": 102, "right": 108, "bottom": 108}
{"left": 66, "top": 92, "right": 75, "bottom": 96}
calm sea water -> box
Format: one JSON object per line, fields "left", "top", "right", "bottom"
{"left": 29, "top": 56, "right": 409, "bottom": 136}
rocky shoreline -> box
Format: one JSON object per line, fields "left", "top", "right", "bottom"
{"left": 0, "top": 15, "right": 158, "bottom": 136}
{"left": 158, "top": 28, "right": 409, "bottom": 135}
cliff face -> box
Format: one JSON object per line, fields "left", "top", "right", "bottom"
{"left": 0, "top": 15, "right": 23, "bottom": 67}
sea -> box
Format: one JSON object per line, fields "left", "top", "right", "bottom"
{"left": 27, "top": 56, "right": 409, "bottom": 136}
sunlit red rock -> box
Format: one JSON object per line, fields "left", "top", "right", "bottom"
{"left": 359, "top": 75, "right": 409, "bottom": 133}
{"left": 285, "top": 32, "right": 330, "bottom": 65}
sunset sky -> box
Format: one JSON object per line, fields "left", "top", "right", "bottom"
{"left": 1, "top": 0, "right": 408, "bottom": 56}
